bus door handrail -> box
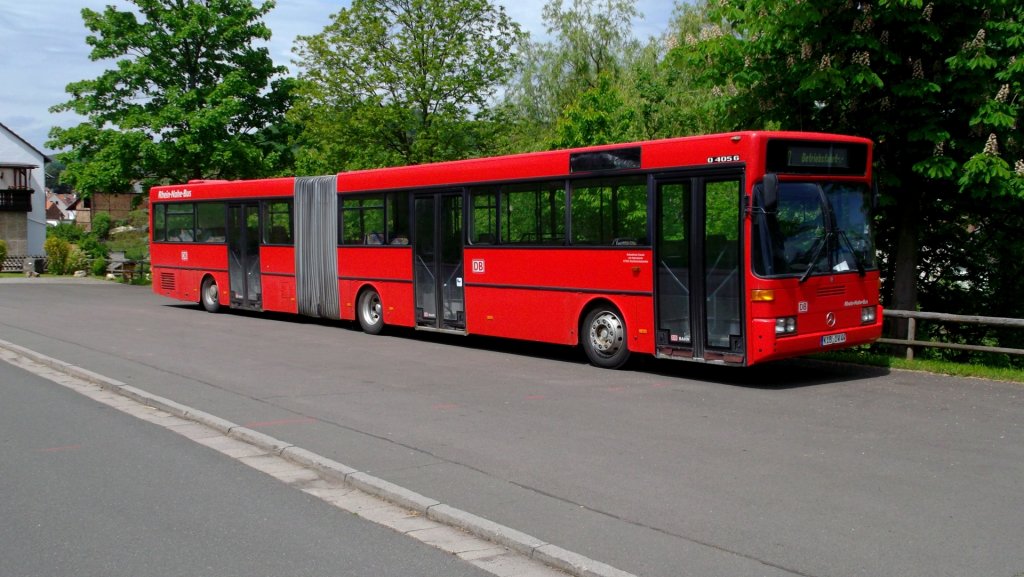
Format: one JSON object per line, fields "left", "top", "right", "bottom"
{"left": 416, "top": 254, "right": 436, "bottom": 283}
{"left": 659, "top": 260, "right": 690, "bottom": 297}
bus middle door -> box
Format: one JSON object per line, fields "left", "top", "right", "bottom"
{"left": 413, "top": 191, "right": 466, "bottom": 331}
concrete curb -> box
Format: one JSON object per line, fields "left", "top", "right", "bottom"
{"left": 0, "top": 338, "right": 637, "bottom": 577}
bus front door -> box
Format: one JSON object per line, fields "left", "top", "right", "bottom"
{"left": 227, "top": 202, "right": 262, "bottom": 310}
{"left": 655, "top": 176, "right": 743, "bottom": 362}
{"left": 414, "top": 192, "right": 465, "bottom": 331}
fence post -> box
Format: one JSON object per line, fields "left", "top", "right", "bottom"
{"left": 905, "top": 317, "right": 916, "bottom": 361}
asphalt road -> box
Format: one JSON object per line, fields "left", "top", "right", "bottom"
{"left": 1, "top": 277, "right": 1022, "bottom": 577}
{"left": 0, "top": 354, "right": 496, "bottom": 577}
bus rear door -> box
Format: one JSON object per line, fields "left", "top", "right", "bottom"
{"left": 227, "top": 202, "right": 262, "bottom": 310}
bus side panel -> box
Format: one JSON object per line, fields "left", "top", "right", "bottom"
{"left": 463, "top": 248, "right": 655, "bottom": 348}
{"left": 627, "top": 294, "right": 657, "bottom": 355}
{"left": 465, "top": 286, "right": 576, "bottom": 344}
{"left": 151, "top": 243, "right": 228, "bottom": 304}
{"left": 260, "top": 246, "right": 297, "bottom": 314}
{"left": 338, "top": 247, "right": 415, "bottom": 327}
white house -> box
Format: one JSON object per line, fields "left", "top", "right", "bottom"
{"left": 0, "top": 122, "right": 49, "bottom": 257}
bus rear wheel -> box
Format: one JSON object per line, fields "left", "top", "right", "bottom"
{"left": 200, "top": 276, "right": 221, "bottom": 313}
{"left": 357, "top": 288, "right": 385, "bottom": 335}
{"left": 582, "top": 306, "right": 630, "bottom": 369}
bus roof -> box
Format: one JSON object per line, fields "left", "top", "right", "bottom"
{"left": 150, "top": 131, "right": 870, "bottom": 200}
{"left": 336, "top": 131, "right": 870, "bottom": 192}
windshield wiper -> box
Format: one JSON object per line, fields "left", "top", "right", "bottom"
{"left": 837, "top": 229, "right": 866, "bottom": 276}
{"left": 799, "top": 233, "right": 830, "bottom": 284}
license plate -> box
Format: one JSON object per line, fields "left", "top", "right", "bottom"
{"left": 821, "top": 333, "right": 847, "bottom": 347}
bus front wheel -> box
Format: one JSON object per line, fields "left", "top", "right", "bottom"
{"left": 357, "top": 288, "right": 385, "bottom": 335}
{"left": 200, "top": 276, "right": 221, "bottom": 313}
{"left": 581, "top": 306, "right": 630, "bottom": 369}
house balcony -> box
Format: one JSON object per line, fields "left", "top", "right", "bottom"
{"left": 0, "top": 188, "right": 33, "bottom": 211}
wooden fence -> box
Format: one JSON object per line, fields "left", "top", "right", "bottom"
{"left": 880, "top": 309, "right": 1024, "bottom": 360}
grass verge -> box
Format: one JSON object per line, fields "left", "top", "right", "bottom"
{"left": 812, "top": 349, "right": 1024, "bottom": 384}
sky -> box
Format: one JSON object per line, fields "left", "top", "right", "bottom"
{"left": 0, "top": 0, "right": 676, "bottom": 156}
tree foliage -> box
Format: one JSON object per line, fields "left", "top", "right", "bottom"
{"left": 290, "top": 0, "right": 523, "bottom": 173}
{"left": 682, "top": 0, "right": 1024, "bottom": 326}
{"left": 48, "top": 0, "right": 294, "bottom": 194}
{"left": 502, "top": 0, "right": 644, "bottom": 149}
{"left": 550, "top": 73, "right": 636, "bottom": 148}
{"left": 639, "top": 1, "right": 736, "bottom": 138}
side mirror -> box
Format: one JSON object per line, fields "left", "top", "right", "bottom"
{"left": 762, "top": 174, "right": 779, "bottom": 213}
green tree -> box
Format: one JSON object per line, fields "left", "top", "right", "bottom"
{"left": 47, "top": 222, "right": 85, "bottom": 244}
{"left": 48, "top": 0, "right": 294, "bottom": 194}
{"left": 631, "top": 1, "right": 734, "bottom": 139}
{"left": 683, "top": 0, "right": 1024, "bottom": 322}
{"left": 551, "top": 73, "right": 637, "bottom": 148}
{"left": 541, "top": 0, "right": 640, "bottom": 99}
{"left": 502, "top": 0, "right": 643, "bottom": 149}
{"left": 290, "top": 0, "right": 524, "bottom": 172}
{"left": 44, "top": 160, "right": 73, "bottom": 195}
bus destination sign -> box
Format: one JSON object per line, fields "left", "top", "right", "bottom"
{"left": 787, "top": 146, "right": 849, "bottom": 169}
{"left": 766, "top": 139, "right": 868, "bottom": 175}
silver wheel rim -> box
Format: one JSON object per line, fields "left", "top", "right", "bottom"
{"left": 589, "top": 311, "right": 623, "bottom": 357}
{"left": 362, "top": 293, "right": 381, "bottom": 326}
{"left": 204, "top": 282, "right": 217, "bottom": 306}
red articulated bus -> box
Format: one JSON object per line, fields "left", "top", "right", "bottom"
{"left": 150, "top": 131, "right": 882, "bottom": 368}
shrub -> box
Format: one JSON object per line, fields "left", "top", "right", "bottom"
{"left": 91, "top": 256, "right": 108, "bottom": 277}
{"left": 92, "top": 212, "right": 112, "bottom": 240}
{"left": 0, "top": 239, "right": 7, "bottom": 263}
{"left": 48, "top": 222, "right": 84, "bottom": 243}
{"left": 79, "top": 234, "right": 109, "bottom": 259}
{"left": 44, "top": 237, "right": 71, "bottom": 275}
{"left": 67, "top": 246, "right": 89, "bottom": 274}
{"left": 106, "top": 231, "right": 149, "bottom": 261}
{"left": 126, "top": 209, "right": 149, "bottom": 229}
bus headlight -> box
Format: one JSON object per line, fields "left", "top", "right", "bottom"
{"left": 861, "top": 306, "right": 877, "bottom": 324}
{"left": 775, "top": 317, "right": 797, "bottom": 335}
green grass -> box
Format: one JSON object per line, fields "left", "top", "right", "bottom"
{"left": 812, "top": 349, "right": 1024, "bottom": 384}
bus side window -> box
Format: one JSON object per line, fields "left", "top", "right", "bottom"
{"left": 152, "top": 204, "right": 167, "bottom": 242}
{"left": 197, "top": 202, "right": 226, "bottom": 243}
{"left": 386, "top": 192, "right": 410, "bottom": 245}
{"left": 570, "top": 176, "right": 648, "bottom": 246}
{"left": 470, "top": 188, "right": 498, "bottom": 244}
{"left": 341, "top": 195, "right": 385, "bottom": 245}
{"left": 502, "top": 181, "right": 565, "bottom": 245}
{"left": 165, "top": 203, "right": 196, "bottom": 243}
{"left": 263, "top": 201, "right": 293, "bottom": 245}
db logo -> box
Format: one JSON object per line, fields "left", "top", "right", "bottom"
{"left": 181, "top": 250, "right": 189, "bottom": 262}
{"left": 472, "top": 259, "right": 485, "bottom": 273}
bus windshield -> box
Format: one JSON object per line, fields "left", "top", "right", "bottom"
{"left": 752, "top": 181, "right": 876, "bottom": 279}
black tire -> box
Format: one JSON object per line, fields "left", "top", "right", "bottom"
{"left": 200, "top": 276, "right": 221, "bottom": 313}
{"left": 581, "top": 306, "right": 630, "bottom": 369}
{"left": 357, "top": 288, "right": 385, "bottom": 335}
